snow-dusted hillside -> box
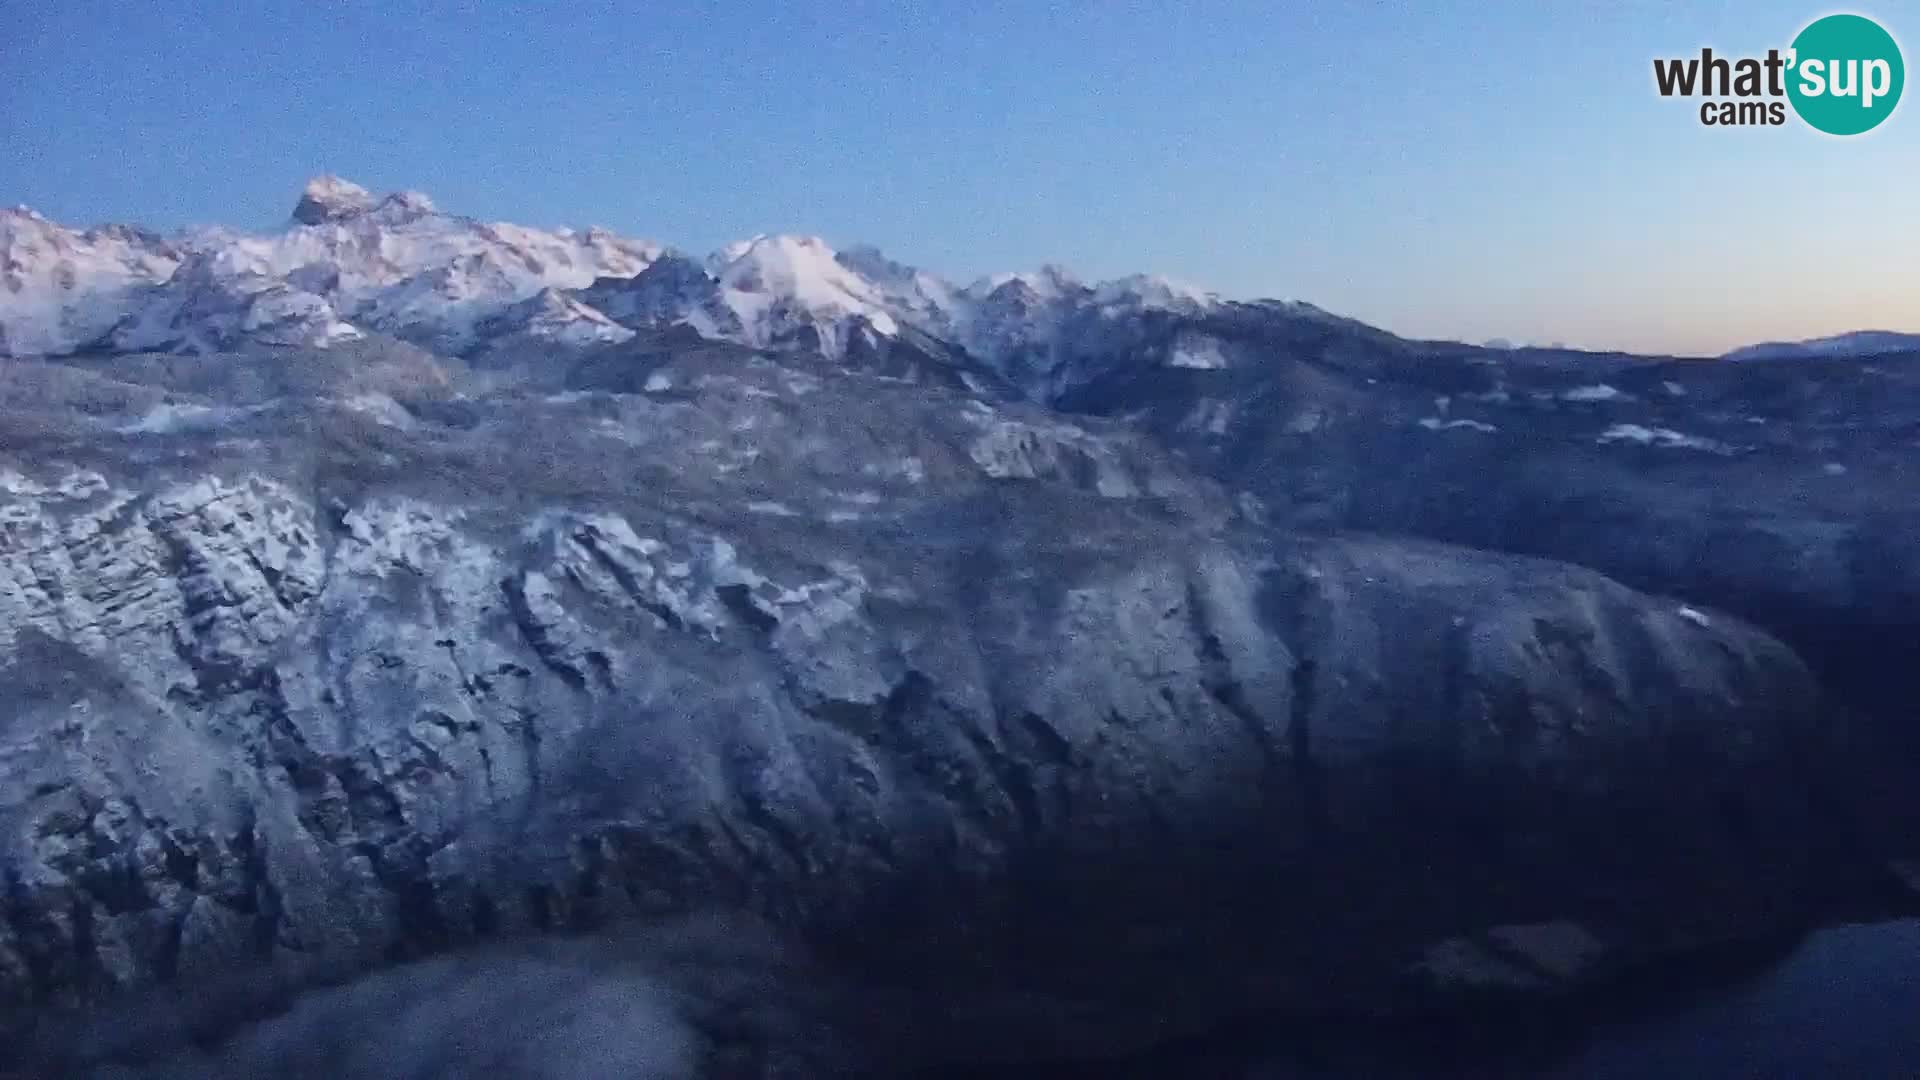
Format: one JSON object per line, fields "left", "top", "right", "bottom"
{"left": 1721, "top": 331, "right": 1920, "bottom": 362}
{"left": 0, "top": 207, "right": 181, "bottom": 355}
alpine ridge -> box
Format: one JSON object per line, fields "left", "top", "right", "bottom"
{"left": 1, "top": 177, "right": 1226, "bottom": 392}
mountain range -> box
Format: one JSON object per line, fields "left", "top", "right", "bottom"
{"left": 10, "top": 176, "right": 1914, "bottom": 386}
{"left": 3, "top": 176, "right": 1918, "bottom": 1076}
{"left": 2, "top": 176, "right": 1234, "bottom": 387}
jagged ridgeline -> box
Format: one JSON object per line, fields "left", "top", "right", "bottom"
{"left": 0, "top": 179, "right": 1916, "bottom": 1075}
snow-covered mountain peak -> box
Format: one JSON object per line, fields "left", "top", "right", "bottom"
{"left": 715, "top": 234, "right": 880, "bottom": 306}
{"left": 833, "top": 244, "right": 965, "bottom": 334}
{"left": 1092, "top": 273, "right": 1216, "bottom": 310}
{"left": 834, "top": 243, "right": 916, "bottom": 285}
{"left": 972, "top": 264, "right": 1085, "bottom": 302}
{"left": 291, "top": 175, "right": 379, "bottom": 225}
{"left": 700, "top": 233, "right": 902, "bottom": 351}
{"left": 963, "top": 266, "right": 1212, "bottom": 314}
{"left": 710, "top": 234, "right": 767, "bottom": 269}
{"left": 0, "top": 206, "right": 182, "bottom": 355}
{"left": 371, "top": 190, "right": 439, "bottom": 221}
{"left": 99, "top": 179, "right": 666, "bottom": 355}
{"left": 285, "top": 174, "right": 441, "bottom": 227}
{"left": 473, "top": 286, "right": 635, "bottom": 349}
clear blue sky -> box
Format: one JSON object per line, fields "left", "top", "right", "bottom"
{"left": 3, "top": 0, "right": 1914, "bottom": 355}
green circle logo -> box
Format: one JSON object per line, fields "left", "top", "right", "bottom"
{"left": 1786, "top": 14, "right": 1904, "bottom": 135}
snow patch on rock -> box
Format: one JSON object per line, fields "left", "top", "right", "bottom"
{"left": 117, "top": 403, "right": 227, "bottom": 434}
{"left": 1561, "top": 384, "right": 1630, "bottom": 403}
{"left": 1597, "top": 424, "right": 1734, "bottom": 454}
{"left": 1419, "top": 417, "right": 1498, "bottom": 433}
{"left": 1165, "top": 331, "right": 1229, "bottom": 370}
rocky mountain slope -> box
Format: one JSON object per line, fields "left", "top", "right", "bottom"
{"left": 1052, "top": 311, "right": 1920, "bottom": 859}
{"left": 1721, "top": 330, "right": 1920, "bottom": 362}
{"left": 0, "top": 179, "right": 1913, "bottom": 1075}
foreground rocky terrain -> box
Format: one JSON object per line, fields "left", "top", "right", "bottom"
{"left": 0, "top": 180, "right": 1912, "bottom": 1074}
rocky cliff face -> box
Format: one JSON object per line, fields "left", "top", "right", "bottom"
{"left": 0, "top": 337, "right": 1840, "bottom": 1074}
